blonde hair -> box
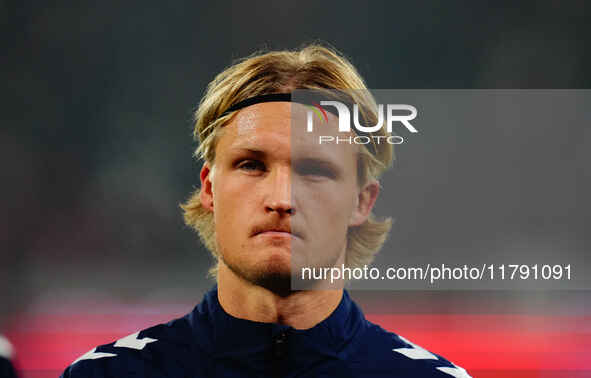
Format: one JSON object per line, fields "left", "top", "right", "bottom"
{"left": 181, "top": 43, "right": 393, "bottom": 276}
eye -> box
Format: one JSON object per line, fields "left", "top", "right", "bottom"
{"left": 295, "top": 161, "right": 337, "bottom": 180}
{"left": 236, "top": 159, "right": 266, "bottom": 172}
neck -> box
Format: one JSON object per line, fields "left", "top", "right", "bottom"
{"left": 217, "top": 261, "right": 343, "bottom": 330}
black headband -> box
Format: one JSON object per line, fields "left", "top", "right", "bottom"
{"left": 221, "top": 93, "right": 292, "bottom": 116}
{"left": 217, "top": 93, "right": 378, "bottom": 154}
{"left": 219, "top": 93, "right": 342, "bottom": 118}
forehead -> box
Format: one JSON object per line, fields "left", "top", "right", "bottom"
{"left": 214, "top": 102, "right": 358, "bottom": 161}
{"left": 225, "top": 101, "right": 291, "bottom": 139}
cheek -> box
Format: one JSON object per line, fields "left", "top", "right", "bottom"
{"left": 212, "top": 180, "right": 240, "bottom": 227}
{"left": 295, "top": 181, "right": 358, "bottom": 227}
{"left": 213, "top": 171, "right": 245, "bottom": 205}
{"left": 212, "top": 175, "right": 260, "bottom": 229}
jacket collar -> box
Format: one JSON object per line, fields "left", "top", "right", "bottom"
{"left": 191, "top": 286, "right": 367, "bottom": 361}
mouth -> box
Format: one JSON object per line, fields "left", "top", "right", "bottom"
{"left": 257, "top": 229, "right": 291, "bottom": 236}
{"left": 253, "top": 227, "right": 299, "bottom": 239}
{"left": 258, "top": 230, "right": 292, "bottom": 237}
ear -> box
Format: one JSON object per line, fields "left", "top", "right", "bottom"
{"left": 348, "top": 180, "right": 380, "bottom": 227}
{"left": 199, "top": 163, "right": 214, "bottom": 212}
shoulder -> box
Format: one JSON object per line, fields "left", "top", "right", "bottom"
{"left": 351, "top": 320, "right": 472, "bottom": 377}
{"left": 60, "top": 314, "right": 209, "bottom": 378}
{"left": 0, "top": 335, "right": 18, "bottom": 378}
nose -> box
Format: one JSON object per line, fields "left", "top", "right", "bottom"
{"left": 264, "top": 166, "right": 293, "bottom": 215}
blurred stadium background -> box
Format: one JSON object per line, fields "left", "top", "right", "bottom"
{"left": 2, "top": 1, "right": 590, "bottom": 377}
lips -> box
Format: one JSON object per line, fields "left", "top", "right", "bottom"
{"left": 260, "top": 228, "right": 290, "bottom": 233}
{"left": 255, "top": 229, "right": 291, "bottom": 236}
{"left": 252, "top": 224, "right": 299, "bottom": 238}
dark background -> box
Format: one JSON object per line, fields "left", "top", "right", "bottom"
{"left": 2, "top": 1, "right": 590, "bottom": 376}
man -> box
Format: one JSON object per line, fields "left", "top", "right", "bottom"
{"left": 60, "top": 44, "right": 471, "bottom": 377}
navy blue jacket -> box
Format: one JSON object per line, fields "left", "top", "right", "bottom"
{"left": 60, "top": 287, "right": 471, "bottom": 377}
{"left": 0, "top": 357, "right": 17, "bottom": 378}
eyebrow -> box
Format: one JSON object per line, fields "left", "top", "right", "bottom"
{"left": 224, "top": 147, "right": 276, "bottom": 165}
{"left": 229, "top": 147, "right": 267, "bottom": 156}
